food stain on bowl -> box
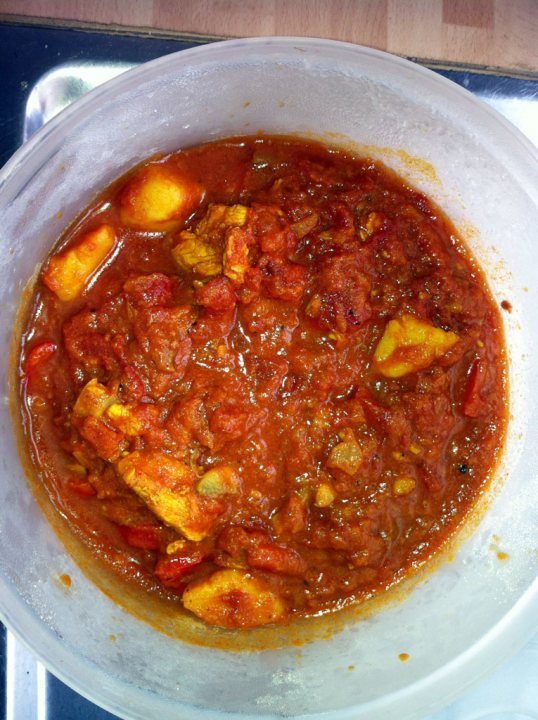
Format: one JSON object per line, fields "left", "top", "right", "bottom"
{"left": 58, "top": 572, "right": 72, "bottom": 589}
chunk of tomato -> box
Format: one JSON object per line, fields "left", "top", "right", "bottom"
{"left": 247, "top": 544, "right": 307, "bottom": 576}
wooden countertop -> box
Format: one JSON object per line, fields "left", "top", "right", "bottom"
{"left": 1, "top": 0, "right": 537, "bottom": 73}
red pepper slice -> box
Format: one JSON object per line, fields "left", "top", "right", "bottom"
{"left": 119, "top": 524, "right": 162, "bottom": 551}
{"left": 462, "top": 358, "right": 486, "bottom": 417}
{"left": 154, "top": 550, "right": 205, "bottom": 589}
{"left": 68, "top": 478, "right": 96, "bottom": 498}
{"left": 24, "top": 341, "right": 56, "bottom": 381}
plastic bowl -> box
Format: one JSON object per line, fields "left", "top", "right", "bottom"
{"left": 0, "top": 37, "right": 537, "bottom": 720}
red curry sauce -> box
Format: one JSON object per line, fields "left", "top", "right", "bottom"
{"left": 19, "top": 136, "right": 507, "bottom": 628}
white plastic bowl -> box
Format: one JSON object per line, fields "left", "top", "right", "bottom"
{"left": 0, "top": 37, "right": 537, "bottom": 720}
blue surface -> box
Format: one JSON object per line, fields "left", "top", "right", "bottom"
{"left": 0, "top": 625, "right": 5, "bottom": 720}
{"left": 46, "top": 676, "right": 117, "bottom": 720}
{"left": 0, "top": 22, "right": 205, "bottom": 168}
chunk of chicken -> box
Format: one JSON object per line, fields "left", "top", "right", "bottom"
{"left": 172, "top": 204, "right": 250, "bottom": 278}
{"left": 196, "top": 204, "right": 248, "bottom": 233}
{"left": 79, "top": 416, "right": 127, "bottom": 462}
{"left": 73, "top": 380, "right": 142, "bottom": 437}
{"left": 172, "top": 232, "right": 222, "bottom": 277}
{"left": 373, "top": 313, "right": 458, "bottom": 378}
{"left": 43, "top": 224, "right": 115, "bottom": 301}
{"left": 223, "top": 227, "right": 250, "bottom": 284}
{"left": 116, "top": 451, "right": 218, "bottom": 541}
{"left": 106, "top": 403, "right": 142, "bottom": 436}
{"left": 73, "top": 378, "right": 117, "bottom": 418}
{"left": 182, "top": 568, "right": 286, "bottom": 628}
{"left": 119, "top": 164, "right": 202, "bottom": 231}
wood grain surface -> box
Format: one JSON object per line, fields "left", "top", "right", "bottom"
{"left": 1, "top": 0, "right": 537, "bottom": 72}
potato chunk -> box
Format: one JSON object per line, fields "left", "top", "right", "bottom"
{"left": 43, "top": 224, "right": 115, "bottom": 301}
{"left": 119, "top": 164, "right": 201, "bottom": 231}
{"left": 116, "top": 451, "right": 217, "bottom": 541}
{"left": 374, "top": 313, "right": 458, "bottom": 378}
{"left": 393, "top": 477, "right": 416, "bottom": 496}
{"left": 314, "top": 483, "right": 336, "bottom": 507}
{"left": 182, "top": 569, "right": 286, "bottom": 628}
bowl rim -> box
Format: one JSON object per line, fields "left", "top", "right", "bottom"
{"left": 2, "top": 35, "right": 537, "bottom": 186}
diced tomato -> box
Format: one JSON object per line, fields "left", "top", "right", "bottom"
{"left": 189, "top": 309, "right": 235, "bottom": 345}
{"left": 246, "top": 356, "right": 289, "bottom": 398}
{"left": 209, "top": 405, "right": 247, "bottom": 439}
{"left": 154, "top": 549, "right": 206, "bottom": 589}
{"left": 120, "top": 365, "right": 145, "bottom": 402}
{"left": 132, "top": 305, "right": 194, "bottom": 373}
{"left": 236, "top": 266, "right": 262, "bottom": 305}
{"left": 247, "top": 543, "right": 306, "bottom": 576}
{"left": 119, "top": 523, "right": 162, "bottom": 550}
{"left": 195, "top": 276, "right": 237, "bottom": 312}
{"left": 123, "top": 273, "right": 175, "bottom": 307}
{"left": 216, "top": 525, "right": 270, "bottom": 555}
{"left": 271, "top": 495, "right": 308, "bottom": 536}
{"left": 110, "top": 333, "right": 130, "bottom": 364}
{"left": 253, "top": 204, "right": 296, "bottom": 256}
{"left": 63, "top": 324, "right": 119, "bottom": 374}
{"left": 260, "top": 257, "right": 307, "bottom": 302}
{"left": 462, "top": 358, "right": 486, "bottom": 417}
